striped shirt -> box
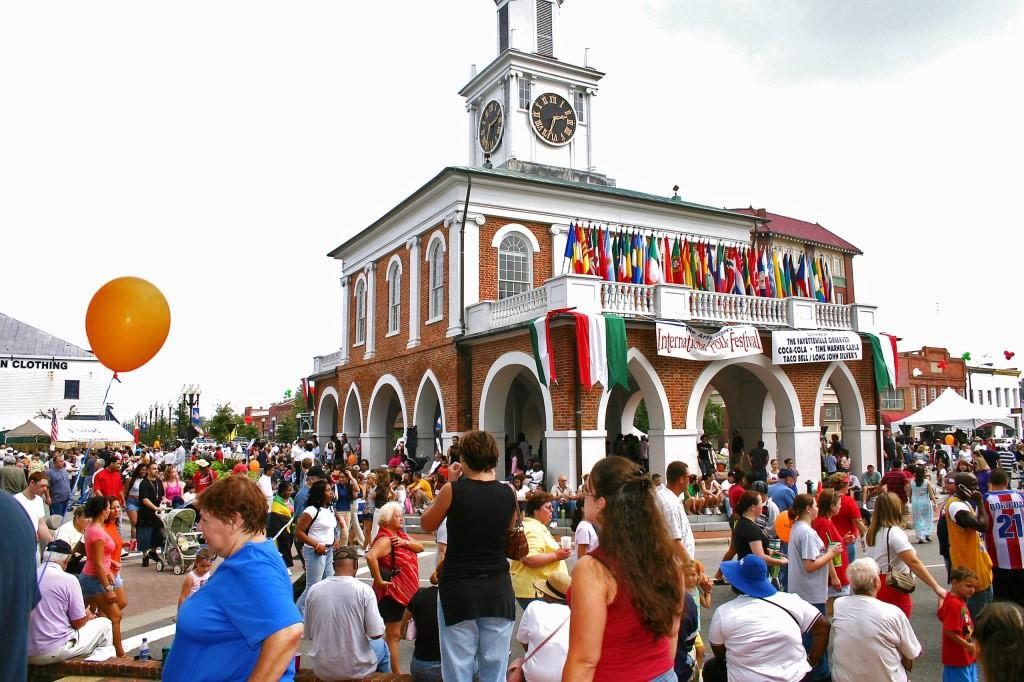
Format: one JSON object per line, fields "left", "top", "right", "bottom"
{"left": 983, "top": 490, "right": 1024, "bottom": 571}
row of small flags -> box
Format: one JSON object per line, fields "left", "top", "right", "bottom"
{"left": 562, "top": 221, "right": 837, "bottom": 302}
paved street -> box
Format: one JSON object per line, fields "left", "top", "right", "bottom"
{"left": 116, "top": 530, "right": 952, "bottom": 679}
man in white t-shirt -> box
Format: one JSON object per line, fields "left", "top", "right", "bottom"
{"left": 15, "top": 471, "right": 54, "bottom": 545}
{"left": 708, "top": 554, "right": 828, "bottom": 682}
{"left": 515, "top": 572, "right": 572, "bottom": 682}
{"left": 830, "top": 558, "right": 920, "bottom": 681}
{"left": 657, "top": 461, "right": 695, "bottom": 560}
{"left": 305, "top": 546, "right": 389, "bottom": 679}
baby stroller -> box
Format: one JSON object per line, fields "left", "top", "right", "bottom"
{"left": 156, "top": 507, "right": 202, "bottom": 575}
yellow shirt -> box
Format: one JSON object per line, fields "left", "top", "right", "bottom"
{"left": 510, "top": 516, "right": 568, "bottom": 598}
{"left": 414, "top": 478, "right": 434, "bottom": 501}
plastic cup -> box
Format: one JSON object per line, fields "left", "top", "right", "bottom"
{"left": 560, "top": 536, "right": 572, "bottom": 552}
{"left": 829, "top": 542, "right": 842, "bottom": 567}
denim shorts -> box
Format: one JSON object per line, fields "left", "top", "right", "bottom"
{"left": 79, "top": 572, "right": 123, "bottom": 598}
{"left": 126, "top": 497, "right": 141, "bottom": 512}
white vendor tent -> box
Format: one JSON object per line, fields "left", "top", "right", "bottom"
{"left": 896, "top": 388, "right": 1013, "bottom": 429}
{"left": 4, "top": 418, "right": 135, "bottom": 447}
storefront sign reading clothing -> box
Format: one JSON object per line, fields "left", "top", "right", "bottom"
{"left": 655, "top": 323, "right": 763, "bottom": 361}
{"left": 0, "top": 358, "right": 70, "bottom": 370}
{"left": 771, "top": 331, "right": 862, "bottom": 365}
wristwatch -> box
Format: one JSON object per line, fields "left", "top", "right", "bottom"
{"left": 104, "top": 584, "right": 115, "bottom": 593}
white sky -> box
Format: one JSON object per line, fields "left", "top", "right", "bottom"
{"left": 2, "top": 1, "right": 1022, "bottom": 420}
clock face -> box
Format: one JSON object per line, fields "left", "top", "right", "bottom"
{"left": 478, "top": 100, "right": 504, "bottom": 154}
{"left": 530, "top": 92, "right": 577, "bottom": 146}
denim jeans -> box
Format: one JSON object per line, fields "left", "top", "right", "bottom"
{"left": 410, "top": 656, "right": 443, "bottom": 681}
{"left": 369, "top": 637, "right": 391, "bottom": 673}
{"left": 966, "top": 586, "right": 993, "bottom": 621}
{"left": 648, "top": 670, "right": 677, "bottom": 682}
{"left": 50, "top": 500, "right": 68, "bottom": 519}
{"left": 296, "top": 545, "right": 334, "bottom": 615}
{"left": 436, "top": 597, "right": 513, "bottom": 682}
{"left": 552, "top": 499, "right": 576, "bottom": 520}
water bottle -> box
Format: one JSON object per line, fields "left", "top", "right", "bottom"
{"left": 139, "top": 638, "right": 150, "bottom": 661}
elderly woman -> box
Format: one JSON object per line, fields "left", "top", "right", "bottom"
{"left": 864, "top": 492, "right": 947, "bottom": 617}
{"left": 420, "top": 430, "right": 518, "bottom": 682}
{"left": 79, "top": 496, "right": 126, "bottom": 657}
{"left": 163, "top": 475, "right": 302, "bottom": 681}
{"left": 366, "top": 501, "right": 423, "bottom": 675}
{"left": 510, "top": 492, "right": 571, "bottom": 611}
{"left": 829, "top": 558, "right": 921, "bottom": 681}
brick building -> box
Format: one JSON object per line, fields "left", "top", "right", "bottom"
{"left": 881, "top": 347, "right": 968, "bottom": 425}
{"left": 310, "top": 1, "right": 886, "bottom": 483}
{"left": 243, "top": 402, "right": 294, "bottom": 440}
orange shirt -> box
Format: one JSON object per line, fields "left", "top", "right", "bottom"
{"left": 775, "top": 511, "right": 795, "bottom": 543}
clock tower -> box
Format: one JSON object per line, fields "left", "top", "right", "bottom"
{"left": 460, "top": 0, "right": 610, "bottom": 184}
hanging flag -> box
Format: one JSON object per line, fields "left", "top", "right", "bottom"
{"left": 771, "top": 249, "right": 784, "bottom": 298}
{"left": 602, "top": 227, "right": 614, "bottom": 281}
{"left": 585, "top": 311, "right": 608, "bottom": 389}
{"left": 743, "top": 247, "right": 755, "bottom": 295}
{"left": 616, "top": 232, "right": 627, "bottom": 282}
{"left": 573, "top": 223, "right": 584, "bottom": 274}
{"left": 632, "top": 233, "right": 643, "bottom": 284}
{"left": 723, "top": 248, "right": 736, "bottom": 294}
{"left": 865, "top": 332, "right": 899, "bottom": 393}
{"left": 812, "top": 258, "right": 826, "bottom": 302}
{"left": 795, "top": 254, "right": 807, "bottom": 297}
{"left": 757, "top": 247, "right": 768, "bottom": 297}
{"left": 663, "top": 235, "right": 674, "bottom": 284}
{"left": 730, "top": 255, "right": 745, "bottom": 295}
{"left": 645, "top": 234, "right": 663, "bottom": 285}
{"left": 672, "top": 237, "right": 684, "bottom": 286}
{"left": 563, "top": 221, "right": 577, "bottom": 275}
{"left": 589, "top": 225, "right": 601, "bottom": 277}
{"left": 50, "top": 408, "right": 59, "bottom": 443}
{"left": 623, "top": 233, "right": 633, "bottom": 282}
{"left": 529, "top": 316, "right": 555, "bottom": 386}
{"left": 605, "top": 314, "right": 629, "bottom": 391}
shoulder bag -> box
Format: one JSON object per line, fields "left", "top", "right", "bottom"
{"left": 505, "top": 489, "right": 529, "bottom": 561}
{"left": 885, "top": 527, "right": 916, "bottom": 594}
{"left": 506, "top": 614, "right": 570, "bottom": 682}
{"left": 380, "top": 538, "right": 401, "bottom": 582}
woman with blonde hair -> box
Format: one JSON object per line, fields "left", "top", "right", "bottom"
{"left": 863, "top": 492, "right": 946, "bottom": 617}
{"left": 563, "top": 456, "right": 685, "bottom": 681}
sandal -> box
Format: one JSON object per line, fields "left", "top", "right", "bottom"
{"left": 712, "top": 576, "right": 729, "bottom": 586}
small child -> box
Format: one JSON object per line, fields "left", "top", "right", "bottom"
{"left": 938, "top": 566, "right": 979, "bottom": 682}
{"left": 177, "top": 547, "right": 217, "bottom": 609}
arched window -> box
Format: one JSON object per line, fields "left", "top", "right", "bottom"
{"left": 428, "top": 241, "right": 445, "bottom": 321}
{"left": 498, "top": 233, "right": 531, "bottom": 299}
{"left": 354, "top": 279, "right": 366, "bottom": 345}
{"left": 387, "top": 261, "right": 401, "bottom": 334}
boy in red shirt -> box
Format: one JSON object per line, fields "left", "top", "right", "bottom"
{"left": 938, "top": 566, "right": 979, "bottom": 682}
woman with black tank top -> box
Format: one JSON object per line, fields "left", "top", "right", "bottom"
{"left": 421, "top": 430, "right": 517, "bottom": 682}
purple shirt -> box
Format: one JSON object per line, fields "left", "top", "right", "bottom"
{"left": 28, "top": 563, "right": 85, "bottom": 655}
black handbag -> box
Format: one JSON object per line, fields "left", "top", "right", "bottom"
{"left": 380, "top": 540, "right": 400, "bottom": 581}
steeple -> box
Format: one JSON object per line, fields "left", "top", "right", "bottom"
{"left": 462, "top": 0, "right": 611, "bottom": 185}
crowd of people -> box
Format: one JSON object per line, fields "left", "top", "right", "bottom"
{"left": 4, "top": 426, "right": 1024, "bottom": 682}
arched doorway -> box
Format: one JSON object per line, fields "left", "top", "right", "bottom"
{"left": 316, "top": 388, "right": 339, "bottom": 447}
{"left": 813, "top": 362, "right": 872, "bottom": 473}
{"left": 412, "top": 370, "right": 445, "bottom": 462}
{"left": 688, "top": 355, "right": 811, "bottom": 480}
{"left": 480, "top": 351, "right": 553, "bottom": 480}
{"left": 366, "top": 375, "right": 407, "bottom": 467}
{"left": 341, "top": 384, "right": 363, "bottom": 454}
{"left": 597, "top": 348, "right": 672, "bottom": 474}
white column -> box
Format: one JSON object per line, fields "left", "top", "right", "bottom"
{"left": 406, "top": 237, "right": 421, "bottom": 349}
{"left": 339, "top": 271, "right": 350, "bottom": 364}
{"left": 445, "top": 211, "right": 486, "bottom": 338}
{"left": 550, "top": 224, "right": 568, "bottom": 277}
{"left": 363, "top": 262, "right": 376, "bottom": 360}
{"left": 446, "top": 217, "right": 463, "bottom": 338}
{"left": 648, "top": 428, "right": 699, "bottom": 476}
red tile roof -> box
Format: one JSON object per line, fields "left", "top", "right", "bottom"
{"left": 731, "top": 207, "right": 862, "bottom": 255}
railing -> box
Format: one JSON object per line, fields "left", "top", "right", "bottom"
{"left": 815, "top": 303, "right": 853, "bottom": 330}
{"left": 491, "top": 286, "right": 549, "bottom": 326}
{"left": 688, "top": 291, "right": 788, "bottom": 326}
{"left": 600, "top": 282, "right": 654, "bottom": 317}
{"left": 313, "top": 351, "right": 343, "bottom": 374}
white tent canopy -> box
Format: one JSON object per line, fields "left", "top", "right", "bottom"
{"left": 5, "top": 418, "right": 135, "bottom": 446}
{"left": 896, "top": 388, "right": 1013, "bottom": 429}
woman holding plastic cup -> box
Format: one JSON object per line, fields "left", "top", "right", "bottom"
{"left": 812, "top": 488, "right": 855, "bottom": 615}
{"left": 509, "top": 492, "right": 571, "bottom": 611}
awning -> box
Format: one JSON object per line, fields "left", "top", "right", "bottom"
{"left": 4, "top": 418, "right": 135, "bottom": 447}
{"left": 882, "top": 411, "right": 913, "bottom": 426}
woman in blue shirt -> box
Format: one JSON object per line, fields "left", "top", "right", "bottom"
{"left": 164, "top": 475, "right": 303, "bottom": 681}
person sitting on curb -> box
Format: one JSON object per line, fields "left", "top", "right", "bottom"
{"left": 28, "top": 539, "right": 115, "bottom": 665}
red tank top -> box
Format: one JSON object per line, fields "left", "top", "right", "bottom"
{"left": 568, "top": 548, "right": 672, "bottom": 681}
{"left": 372, "top": 527, "right": 420, "bottom": 606}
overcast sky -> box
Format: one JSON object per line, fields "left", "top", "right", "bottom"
{"left": 1, "top": 1, "right": 1021, "bottom": 420}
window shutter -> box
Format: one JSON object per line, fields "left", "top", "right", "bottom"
{"left": 536, "top": 1, "right": 553, "bottom": 56}
{"left": 499, "top": 4, "right": 509, "bottom": 53}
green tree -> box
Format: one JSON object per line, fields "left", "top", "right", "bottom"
{"left": 206, "top": 404, "right": 238, "bottom": 442}
{"left": 703, "top": 402, "right": 724, "bottom": 441}
{"left": 633, "top": 399, "right": 650, "bottom": 434}
{"left": 275, "top": 414, "right": 297, "bottom": 443}
{"left": 236, "top": 423, "right": 259, "bottom": 441}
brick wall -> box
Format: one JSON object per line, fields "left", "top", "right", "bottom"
{"left": 478, "top": 217, "right": 553, "bottom": 301}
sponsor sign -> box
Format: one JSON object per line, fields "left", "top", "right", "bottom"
{"left": 655, "top": 323, "right": 763, "bottom": 361}
{"left": 772, "top": 331, "right": 862, "bottom": 365}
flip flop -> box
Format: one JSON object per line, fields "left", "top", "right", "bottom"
{"left": 712, "top": 576, "right": 728, "bottom": 586}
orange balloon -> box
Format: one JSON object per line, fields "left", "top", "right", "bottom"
{"left": 944, "top": 434, "right": 955, "bottom": 446}
{"left": 85, "top": 277, "right": 170, "bottom": 372}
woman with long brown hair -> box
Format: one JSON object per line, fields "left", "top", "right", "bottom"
{"left": 864, "top": 492, "right": 946, "bottom": 617}
{"left": 563, "top": 456, "right": 685, "bottom": 681}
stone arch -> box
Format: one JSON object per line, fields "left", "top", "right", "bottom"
{"left": 813, "top": 361, "right": 872, "bottom": 472}
{"left": 365, "top": 374, "right": 408, "bottom": 466}
{"left": 596, "top": 347, "right": 672, "bottom": 434}
{"left": 480, "top": 351, "right": 554, "bottom": 475}
{"left": 316, "top": 386, "right": 340, "bottom": 443}
{"left": 424, "top": 230, "right": 447, "bottom": 261}
{"left": 490, "top": 223, "right": 541, "bottom": 252}
{"left": 412, "top": 369, "right": 446, "bottom": 460}
{"left": 342, "top": 383, "right": 364, "bottom": 442}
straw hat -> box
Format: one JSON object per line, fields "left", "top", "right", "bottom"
{"left": 533, "top": 572, "right": 572, "bottom": 602}
{"left": 196, "top": 458, "right": 210, "bottom": 467}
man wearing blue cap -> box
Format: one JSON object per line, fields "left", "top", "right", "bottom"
{"left": 706, "top": 554, "right": 830, "bottom": 682}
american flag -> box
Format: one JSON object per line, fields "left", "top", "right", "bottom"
{"left": 50, "top": 408, "right": 59, "bottom": 443}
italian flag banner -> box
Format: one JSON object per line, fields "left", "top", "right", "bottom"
{"left": 865, "top": 332, "right": 899, "bottom": 393}
{"left": 529, "top": 312, "right": 628, "bottom": 390}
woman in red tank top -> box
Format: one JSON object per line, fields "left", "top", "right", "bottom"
{"left": 564, "top": 456, "right": 687, "bottom": 681}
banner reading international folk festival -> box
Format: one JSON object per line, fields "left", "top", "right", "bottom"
{"left": 655, "top": 323, "right": 763, "bottom": 361}
{"left": 771, "top": 330, "right": 862, "bottom": 365}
